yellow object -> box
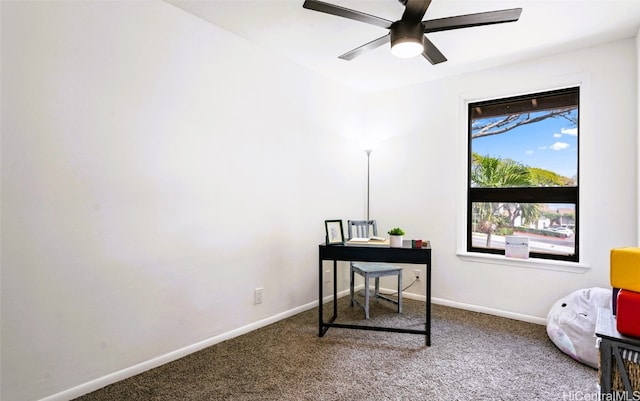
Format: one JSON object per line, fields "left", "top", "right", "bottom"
{"left": 611, "top": 247, "right": 640, "bottom": 292}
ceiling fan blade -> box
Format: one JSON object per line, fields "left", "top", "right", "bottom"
{"left": 422, "top": 36, "right": 447, "bottom": 64}
{"left": 303, "top": 0, "right": 393, "bottom": 29}
{"left": 339, "top": 34, "right": 391, "bottom": 61}
{"left": 422, "top": 8, "right": 522, "bottom": 33}
{"left": 402, "top": 0, "right": 432, "bottom": 23}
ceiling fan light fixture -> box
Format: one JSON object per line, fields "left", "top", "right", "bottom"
{"left": 391, "top": 39, "right": 423, "bottom": 58}
{"left": 390, "top": 22, "right": 424, "bottom": 58}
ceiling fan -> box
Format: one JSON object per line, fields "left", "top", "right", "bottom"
{"left": 302, "top": 0, "right": 522, "bottom": 63}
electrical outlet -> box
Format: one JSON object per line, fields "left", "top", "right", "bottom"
{"left": 414, "top": 269, "right": 421, "bottom": 280}
{"left": 325, "top": 269, "right": 331, "bottom": 283}
{"left": 254, "top": 288, "right": 263, "bottom": 304}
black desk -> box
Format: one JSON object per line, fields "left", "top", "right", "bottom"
{"left": 318, "top": 241, "right": 432, "bottom": 346}
{"left": 596, "top": 308, "right": 640, "bottom": 397}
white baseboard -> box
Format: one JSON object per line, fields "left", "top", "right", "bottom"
{"left": 40, "top": 289, "right": 543, "bottom": 401}
{"left": 323, "top": 288, "right": 353, "bottom": 303}
{"left": 334, "top": 285, "right": 546, "bottom": 325}
{"left": 430, "top": 296, "right": 546, "bottom": 325}
{"left": 400, "top": 291, "right": 546, "bottom": 325}
{"left": 39, "top": 300, "right": 321, "bottom": 401}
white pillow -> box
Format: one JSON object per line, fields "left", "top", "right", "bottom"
{"left": 546, "top": 287, "right": 611, "bottom": 368}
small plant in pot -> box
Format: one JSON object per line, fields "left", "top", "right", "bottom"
{"left": 387, "top": 227, "right": 405, "bottom": 248}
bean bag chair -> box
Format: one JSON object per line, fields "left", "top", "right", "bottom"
{"left": 546, "top": 287, "right": 611, "bottom": 368}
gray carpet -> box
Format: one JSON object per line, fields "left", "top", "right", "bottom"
{"left": 75, "top": 297, "right": 597, "bottom": 400}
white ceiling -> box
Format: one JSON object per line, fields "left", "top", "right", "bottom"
{"left": 164, "top": 0, "right": 640, "bottom": 92}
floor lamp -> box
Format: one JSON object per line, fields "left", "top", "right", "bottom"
{"left": 365, "top": 149, "right": 372, "bottom": 221}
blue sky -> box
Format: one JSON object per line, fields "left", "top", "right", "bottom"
{"left": 472, "top": 111, "right": 578, "bottom": 179}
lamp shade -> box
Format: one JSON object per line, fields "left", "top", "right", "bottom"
{"left": 390, "top": 21, "right": 424, "bottom": 58}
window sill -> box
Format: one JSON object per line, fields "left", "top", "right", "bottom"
{"left": 456, "top": 251, "right": 590, "bottom": 274}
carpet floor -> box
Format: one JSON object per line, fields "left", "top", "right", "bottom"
{"left": 75, "top": 297, "right": 597, "bottom": 400}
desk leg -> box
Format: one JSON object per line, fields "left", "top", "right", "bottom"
{"left": 318, "top": 255, "right": 323, "bottom": 337}
{"left": 426, "top": 262, "right": 431, "bottom": 346}
{"left": 319, "top": 259, "right": 339, "bottom": 337}
{"left": 333, "top": 260, "right": 338, "bottom": 318}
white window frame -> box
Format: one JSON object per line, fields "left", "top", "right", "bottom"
{"left": 455, "top": 77, "right": 592, "bottom": 274}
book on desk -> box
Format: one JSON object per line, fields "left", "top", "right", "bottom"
{"left": 345, "top": 238, "right": 431, "bottom": 248}
{"left": 346, "top": 237, "right": 388, "bottom": 246}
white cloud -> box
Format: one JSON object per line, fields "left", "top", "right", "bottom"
{"left": 550, "top": 142, "right": 570, "bottom": 150}
{"left": 554, "top": 133, "right": 562, "bottom": 138}
{"left": 525, "top": 150, "right": 533, "bottom": 155}
{"left": 561, "top": 128, "right": 578, "bottom": 136}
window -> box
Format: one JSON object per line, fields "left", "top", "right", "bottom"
{"left": 467, "top": 87, "right": 579, "bottom": 262}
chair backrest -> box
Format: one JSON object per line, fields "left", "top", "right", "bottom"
{"left": 347, "top": 220, "right": 378, "bottom": 239}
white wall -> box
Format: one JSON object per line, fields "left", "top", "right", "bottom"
{"left": 2, "top": 1, "right": 638, "bottom": 400}
{"left": 359, "top": 39, "right": 638, "bottom": 320}
{"left": 0, "top": 1, "right": 366, "bottom": 400}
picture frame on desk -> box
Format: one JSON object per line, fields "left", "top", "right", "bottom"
{"left": 324, "top": 220, "right": 344, "bottom": 245}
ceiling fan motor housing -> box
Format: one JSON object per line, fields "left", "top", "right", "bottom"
{"left": 390, "top": 21, "right": 424, "bottom": 57}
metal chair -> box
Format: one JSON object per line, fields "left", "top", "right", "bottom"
{"left": 347, "top": 220, "right": 403, "bottom": 319}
